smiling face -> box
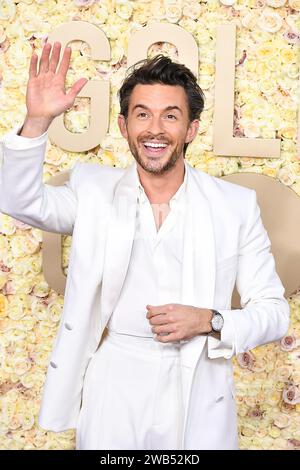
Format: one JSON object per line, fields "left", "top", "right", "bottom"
{"left": 118, "top": 83, "right": 199, "bottom": 175}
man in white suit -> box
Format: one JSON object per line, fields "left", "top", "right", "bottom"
{"left": 0, "top": 42, "right": 290, "bottom": 450}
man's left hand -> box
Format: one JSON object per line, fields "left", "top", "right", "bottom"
{"left": 146, "top": 303, "right": 213, "bottom": 343}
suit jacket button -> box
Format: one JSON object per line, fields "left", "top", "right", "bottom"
{"left": 64, "top": 322, "right": 73, "bottom": 330}
{"left": 50, "top": 361, "right": 58, "bottom": 368}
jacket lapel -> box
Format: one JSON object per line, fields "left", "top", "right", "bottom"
{"left": 180, "top": 163, "right": 216, "bottom": 369}
{"left": 100, "top": 160, "right": 139, "bottom": 329}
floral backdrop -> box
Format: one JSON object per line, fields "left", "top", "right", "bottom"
{"left": 0, "top": 0, "right": 300, "bottom": 451}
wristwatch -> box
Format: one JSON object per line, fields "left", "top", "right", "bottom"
{"left": 210, "top": 309, "right": 224, "bottom": 333}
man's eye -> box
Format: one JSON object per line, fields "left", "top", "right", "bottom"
{"left": 137, "top": 112, "right": 148, "bottom": 118}
{"left": 166, "top": 114, "right": 176, "bottom": 120}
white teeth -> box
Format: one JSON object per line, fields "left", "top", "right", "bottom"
{"left": 143, "top": 142, "right": 168, "bottom": 148}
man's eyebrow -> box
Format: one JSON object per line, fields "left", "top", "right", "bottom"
{"left": 132, "top": 104, "right": 183, "bottom": 114}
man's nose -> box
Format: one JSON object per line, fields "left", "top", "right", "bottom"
{"left": 147, "top": 116, "right": 165, "bottom": 135}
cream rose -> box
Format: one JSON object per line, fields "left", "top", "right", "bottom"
{"left": 258, "top": 10, "right": 283, "bottom": 32}
{"left": 182, "top": 3, "right": 202, "bottom": 19}
{"left": 274, "top": 365, "right": 292, "bottom": 381}
{"left": 288, "top": 0, "right": 300, "bottom": 10}
{"left": 0, "top": 215, "right": 16, "bottom": 236}
{"left": 32, "top": 281, "right": 50, "bottom": 298}
{"left": 165, "top": 4, "right": 183, "bottom": 23}
{"left": 242, "top": 12, "right": 259, "bottom": 29}
{"left": 0, "top": 0, "right": 16, "bottom": 21}
{"left": 273, "top": 412, "right": 291, "bottom": 428}
{"left": 277, "top": 165, "right": 297, "bottom": 186}
{"left": 47, "top": 299, "right": 63, "bottom": 323}
{"left": 21, "top": 371, "right": 45, "bottom": 389}
{"left": 21, "top": 411, "right": 35, "bottom": 431}
{"left": 116, "top": 0, "right": 133, "bottom": 20}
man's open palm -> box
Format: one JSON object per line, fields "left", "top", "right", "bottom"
{"left": 26, "top": 41, "right": 88, "bottom": 120}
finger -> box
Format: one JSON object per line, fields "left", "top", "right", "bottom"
{"left": 154, "top": 332, "right": 179, "bottom": 343}
{"left": 147, "top": 309, "right": 167, "bottom": 319}
{"left": 152, "top": 324, "right": 176, "bottom": 335}
{"left": 146, "top": 304, "right": 173, "bottom": 317}
{"left": 29, "top": 52, "right": 38, "bottom": 79}
{"left": 57, "top": 45, "right": 72, "bottom": 78}
{"left": 49, "top": 41, "right": 62, "bottom": 73}
{"left": 148, "top": 314, "right": 170, "bottom": 325}
{"left": 146, "top": 304, "right": 174, "bottom": 311}
{"left": 38, "top": 42, "right": 52, "bottom": 74}
{"left": 65, "top": 78, "right": 88, "bottom": 105}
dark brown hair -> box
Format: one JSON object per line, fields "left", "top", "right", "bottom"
{"left": 118, "top": 54, "right": 205, "bottom": 122}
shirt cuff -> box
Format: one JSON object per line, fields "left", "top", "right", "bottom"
{"left": 207, "top": 309, "right": 236, "bottom": 359}
{"left": 1, "top": 124, "right": 48, "bottom": 150}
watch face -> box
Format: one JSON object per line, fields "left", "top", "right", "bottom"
{"left": 212, "top": 312, "right": 224, "bottom": 332}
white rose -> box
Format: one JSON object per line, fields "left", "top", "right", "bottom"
{"left": 32, "top": 281, "right": 50, "bottom": 298}
{"left": 286, "top": 14, "right": 300, "bottom": 33}
{"left": 0, "top": 0, "right": 16, "bottom": 21}
{"left": 241, "top": 12, "right": 258, "bottom": 29}
{"left": 165, "top": 4, "right": 182, "bottom": 23}
{"left": 0, "top": 214, "right": 16, "bottom": 236}
{"left": 273, "top": 412, "right": 291, "bottom": 429}
{"left": 47, "top": 300, "right": 63, "bottom": 323}
{"left": 23, "top": 17, "right": 45, "bottom": 36}
{"left": 91, "top": 4, "right": 109, "bottom": 24}
{"left": 258, "top": 10, "right": 283, "bottom": 33}
{"left": 182, "top": 3, "right": 201, "bottom": 19}
{"left": 116, "top": 0, "right": 133, "bottom": 20}
{"left": 288, "top": 0, "right": 300, "bottom": 11}
{"left": 240, "top": 120, "right": 261, "bottom": 138}
{"left": 21, "top": 411, "right": 35, "bottom": 431}
{"left": 277, "top": 165, "right": 297, "bottom": 186}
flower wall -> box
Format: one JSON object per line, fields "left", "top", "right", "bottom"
{"left": 0, "top": 0, "right": 300, "bottom": 450}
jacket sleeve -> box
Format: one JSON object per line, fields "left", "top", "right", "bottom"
{"left": 207, "top": 189, "right": 290, "bottom": 360}
{"left": 0, "top": 124, "right": 79, "bottom": 235}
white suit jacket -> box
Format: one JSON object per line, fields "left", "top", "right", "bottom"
{"left": 0, "top": 126, "right": 290, "bottom": 449}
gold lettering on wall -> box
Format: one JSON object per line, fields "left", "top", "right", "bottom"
{"left": 47, "top": 21, "right": 110, "bottom": 152}
{"left": 223, "top": 172, "right": 300, "bottom": 307}
{"left": 127, "top": 22, "right": 198, "bottom": 78}
{"left": 43, "top": 21, "right": 300, "bottom": 157}
{"left": 213, "top": 24, "right": 281, "bottom": 158}
{"left": 42, "top": 171, "right": 72, "bottom": 296}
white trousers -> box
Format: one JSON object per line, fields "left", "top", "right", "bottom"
{"left": 76, "top": 330, "right": 185, "bottom": 450}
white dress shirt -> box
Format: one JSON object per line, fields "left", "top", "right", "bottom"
{"left": 107, "top": 163, "right": 188, "bottom": 339}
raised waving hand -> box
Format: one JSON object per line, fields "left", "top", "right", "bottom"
{"left": 21, "top": 41, "right": 88, "bottom": 137}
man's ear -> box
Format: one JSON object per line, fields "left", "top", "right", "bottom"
{"left": 185, "top": 119, "right": 199, "bottom": 144}
{"left": 118, "top": 114, "right": 128, "bottom": 140}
